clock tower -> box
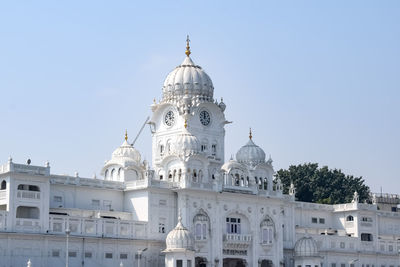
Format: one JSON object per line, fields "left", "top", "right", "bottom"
{"left": 149, "top": 37, "right": 227, "bottom": 188}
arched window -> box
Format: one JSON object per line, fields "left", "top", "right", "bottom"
{"left": 346, "top": 215, "right": 354, "bottom": 221}
{"left": 16, "top": 206, "right": 40, "bottom": 219}
{"left": 168, "top": 170, "right": 172, "bottom": 180}
{"left": 110, "top": 169, "right": 115, "bottom": 180}
{"left": 17, "top": 184, "right": 40, "bottom": 192}
{"left": 178, "top": 169, "right": 182, "bottom": 182}
{"left": 198, "top": 170, "right": 203, "bottom": 182}
{"left": 193, "top": 169, "right": 198, "bottom": 183}
{"left": 263, "top": 178, "right": 268, "bottom": 190}
{"left": 159, "top": 144, "right": 164, "bottom": 156}
{"left": 234, "top": 174, "right": 240, "bottom": 186}
{"left": 104, "top": 169, "right": 109, "bottom": 180}
{"left": 166, "top": 140, "right": 172, "bottom": 154}
{"left": 118, "top": 168, "right": 122, "bottom": 180}
{"left": 0, "top": 180, "right": 6, "bottom": 190}
{"left": 246, "top": 177, "right": 249, "bottom": 187}
{"left": 193, "top": 210, "right": 209, "bottom": 240}
{"left": 260, "top": 216, "right": 275, "bottom": 244}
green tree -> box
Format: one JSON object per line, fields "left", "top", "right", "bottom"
{"left": 276, "top": 163, "right": 371, "bottom": 204}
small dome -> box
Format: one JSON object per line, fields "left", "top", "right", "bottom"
{"left": 162, "top": 56, "right": 214, "bottom": 102}
{"left": 221, "top": 159, "right": 244, "bottom": 173}
{"left": 166, "top": 216, "right": 195, "bottom": 250}
{"left": 294, "top": 237, "right": 318, "bottom": 257}
{"left": 111, "top": 140, "right": 141, "bottom": 164}
{"left": 174, "top": 129, "right": 199, "bottom": 157}
{"left": 236, "top": 138, "right": 266, "bottom": 166}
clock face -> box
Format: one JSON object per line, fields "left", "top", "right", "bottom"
{"left": 164, "top": 111, "right": 175, "bottom": 126}
{"left": 199, "top": 110, "right": 211, "bottom": 126}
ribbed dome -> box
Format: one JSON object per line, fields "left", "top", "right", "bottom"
{"left": 294, "top": 237, "right": 318, "bottom": 257}
{"left": 111, "top": 140, "right": 141, "bottom": 164}
{"left": 166, "top": 216, "right": 194, "bottom": 250}
{"left": 236, "top": 138, "right": 266, "bottom": 166}
{"left": 174, "top": 129, "right": 199, "bottom": 157}
{"left": 162, "top": 56, "right": 214, "bottom": 102}
{"left": 221, "top": 159, "right": 244, "bottom": 172}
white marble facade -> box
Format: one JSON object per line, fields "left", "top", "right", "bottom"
{"left": 0, "top": 41, "right": 399, "bottom": 267}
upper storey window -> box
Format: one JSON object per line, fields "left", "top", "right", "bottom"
{"left": 0, "top": 180, "right": 6, "bottom": 190}
{"left": 159, "top": 145, "right": 164, "bottom": 156}
{"left": 16, "top": 206, "right": 40, "bottom": 219}
{"left": 211, "top": 144, "right": 217, "bottom": 156}
{"left": 361, "top": 233, "right": 373, "bottom": 241}
{"left": 226, "top": 217, "right": 241, "bottom": 234}
{"left": 346, "top": 215, "right": 354, "bottom": 221}
{"left": 201, "top": 144, "right": 207, "bottom": 152}
{"left": 361, "top": 217, "right": 372, "bottom": 222}
{"left": 260, "top": 216, "right": 275, "bottom": 244}
{"left": 17, "top": 184, "right": 40, "bottom": 192}
{"left": 194, "top": 210, "right": 209, "bottom": 241}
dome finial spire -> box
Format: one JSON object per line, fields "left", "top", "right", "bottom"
{"left": 249, "top": 128, "right": 252, "bottom": 140}
{"left": 184, "top": 119, "right": 188, "bottom": 128}
{"left": 185, "top": 35, "right": 191, "bottom": 57}
{"left": 125, "top": 129, "right": 128, "bottom": 141}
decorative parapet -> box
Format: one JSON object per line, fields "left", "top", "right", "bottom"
{"left": 50, "top": 175, "right": 125, "bottom": 190}
{"left": 295, "top": 233, "right": 378, "bottom": 254}
{"left": 0, "top": 162, "right": 50, "bottom": 176}
{"left": 48, "top": 214, "right": 147, "bottom": 239}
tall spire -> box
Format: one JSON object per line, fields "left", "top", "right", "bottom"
{"left": 125, "top": 130, "right": 128, "bottom": 141}
{"left": 185, "top": 35, "right": 191, "bottom": 57}
{"left": 249, "top": 128, "right": 252, "bottom": 140}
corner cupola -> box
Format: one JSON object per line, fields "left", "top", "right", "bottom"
{"left": 110, "top": 131, "right": 141, "bottom": 165}
{"left": 236, "top": 129, "right": 266, "bottom": 166}
{"left": 102, "top": 131, "right": 144, "bottom": 181}
{"left": 165, "top": 214, "right": 195, "bottom": 251}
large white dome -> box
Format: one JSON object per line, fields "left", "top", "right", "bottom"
{"left": 162, "top": 56, "right": 214, "bottom": 103}
{"left": 236, "top": 138, "right": 266, "bottom": 166}
{"left": 165, "top": 216, "right": 195, "bottom": 251}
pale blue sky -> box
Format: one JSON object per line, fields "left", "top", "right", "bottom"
{"left": 0, "top": 1, "right": 399, "bottom": 194}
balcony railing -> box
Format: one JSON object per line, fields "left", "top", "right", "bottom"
{"left": 17, "top": 190, "right": 40, "bottom": 200}
{"left": 15, "top": 218, "right": 41, "bottom": 232}
{"left": 223, "top": 233, "right": 252, "bottom": 249}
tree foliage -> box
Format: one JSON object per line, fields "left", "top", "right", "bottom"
{"left": 276, "top": 163, "right": 371, "bottom": 204}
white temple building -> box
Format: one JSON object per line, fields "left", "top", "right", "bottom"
{"left": 0, "top": 39, "right": 400, "bottom": 267}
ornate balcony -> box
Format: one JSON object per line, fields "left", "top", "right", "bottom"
{"left": 223, "top": 233, "right": 252, "bottom": 249}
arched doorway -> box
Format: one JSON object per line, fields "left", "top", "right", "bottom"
{"left": 223, "top": 258, "right": 246, "bottom": 267}
{"left": 195, "top": 257, "right": 207, "bottom": 267}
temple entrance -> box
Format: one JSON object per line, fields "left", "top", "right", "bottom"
{"left": 261, "top": 259, "right": 273, "bottom": 267}
{"left": 223, "top": 258, "right": 246, "bottom": 267}
{"left": 195, "top": 257, "right": 207, "bottom": 267}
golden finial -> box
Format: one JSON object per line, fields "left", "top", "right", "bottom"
{"left": 249, "top": 128, "right": 252, "bottom": 140}
{"left": 184, "top": 119, "right": 188, "bottom": 128}
{"left": 185, "top": 35, "right": 191, "bottom": 57}
{"left": 153, "top": 98, "right": 156, "bottom": 104}
{"left": 125, "top": 129, "right": 128, "bottom": 141}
